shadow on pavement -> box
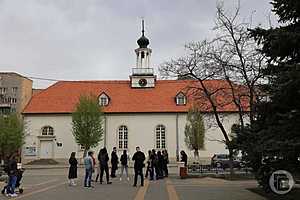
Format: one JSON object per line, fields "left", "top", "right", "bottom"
{"left": 247, "top": 187, "right": 300, "bottom": 200}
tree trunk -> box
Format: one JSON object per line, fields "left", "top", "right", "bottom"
{"left": 194, "top": 149, "right": 199, "bottom": 160}
{"left": 228, "top": 148, "right": 235, "bottom": 179}
{"left": 83, "top": 149, "right": 88, "bottom": 158}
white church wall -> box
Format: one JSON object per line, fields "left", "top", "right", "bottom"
{"left": 22, "top": 112, "right": 241, "bottom": 164}
{"left": 105, "top": 113, "right": 178, "bottom": 159}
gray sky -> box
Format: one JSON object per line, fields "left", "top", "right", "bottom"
{"left": 0, "top": 0, "right": 275, "bottom": 88}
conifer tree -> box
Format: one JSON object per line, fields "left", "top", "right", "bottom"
{"left": 184, "top": 107, "right": 205, "bottom": 159}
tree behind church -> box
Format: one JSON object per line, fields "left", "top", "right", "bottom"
{"left": 72, "top": 94, "right": 104, "bottom": 157}
{"left": 184, "top": 106, "right": 205, "bottom": 159}
{"left": 237, "top": 0, "right": 300, "bottom": 173}
{"left": 0, "top": 114, "right": 24, "bottom": 162}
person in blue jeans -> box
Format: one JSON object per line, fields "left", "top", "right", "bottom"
{"left": 7, "top": 156, "right": 18, "bottom": 197}
{"left": 84, "top": 151, "right": 94, "bottom": 187}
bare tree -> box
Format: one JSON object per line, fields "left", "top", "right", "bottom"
{"left": 160, "top": 2, "right": 266, "bottom": 175}
{"left": 160, "top": 41, "right": 237, "bottom": 175}
{"left": 214, "top": 3, "right": 266, "bottom": 125}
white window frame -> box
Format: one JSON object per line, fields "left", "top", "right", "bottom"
{"left": 118, "top": 125, "right": 128, "bottom": 149}
{"left": 41, "top": 126, "right": 54, "bottom": 136}
{"left": 176, "top": 93, "right": 187, "bottom": 105}
{"left": 155, "top": 125, "right": 166, "bottom": 149}
{"left": 98, "top": 93, "right": 109, "bottom": 106}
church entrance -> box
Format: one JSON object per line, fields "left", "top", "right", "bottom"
{"left": 40, "top": 140, "right": 53, "bottom": 159}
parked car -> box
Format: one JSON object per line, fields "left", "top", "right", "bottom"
{"left": 211, "top": 154, "right": 243, "bottom": 169}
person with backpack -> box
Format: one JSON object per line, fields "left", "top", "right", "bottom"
{"left": 119, "top": 150, "right": 129, "bottom": 181}
{"left": 132, "top": 146, "right": 145, "bottom": 187}
{"left": 98, "top": 148, "right": 112, "bottom": 184}
{"left": 84, "top": 151, "right": 94, "bottom": 188}
{"left": 110, "top": 147, "right": 118, "bottom": 178}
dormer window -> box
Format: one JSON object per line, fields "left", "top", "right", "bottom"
{"left": 99, "top": 93, "right": 109, "bottom": 106}
{"left": 176, "top": 92, "right": 187, "bottom": 105}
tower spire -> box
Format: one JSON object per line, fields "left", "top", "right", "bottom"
{"left": 142, "top": 19, "right": 145, "bottom": 36}
{"left": 137, "top": 19, "right": 149, "bottom": 48}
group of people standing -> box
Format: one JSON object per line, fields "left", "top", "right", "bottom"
{"left": 145, "top": 149, "right": 169, "bottom": 180}
{"left": 68, "top": 146, "right": 156, "bottom": 187}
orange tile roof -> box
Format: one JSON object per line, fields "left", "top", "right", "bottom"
{"left": 22, "top": 79, "right": 249, "bottom": 114}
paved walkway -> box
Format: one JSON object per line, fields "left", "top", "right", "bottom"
{"left": 1, "top": 168, "right": 299, "bottom": 199}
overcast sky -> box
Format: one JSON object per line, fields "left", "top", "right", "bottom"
{"left": 0, "top": 0, "right": 275, "bottom": 88}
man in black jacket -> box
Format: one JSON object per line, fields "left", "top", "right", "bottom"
{"left": 110, "top": 147, "right": 118, "bottom": 178}
{"left": 132, "top": 146, "right": 145, "bottom": 187}
{"left": 98, "top": 148, "right": 112, "bottom": 184}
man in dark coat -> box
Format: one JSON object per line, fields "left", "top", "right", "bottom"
{"left": 98, "top": 148, "right": 112, "bottom": 184}
{"left": 156, "top": 151, "right": 164, "bottom": 179}
{"left": 132, "top": 146, "right": 145, "bottom": 187}
{"left": 162, "top": 150, "right": 169, "bottom": 177}
{"left": 110, "top": 147, "right": 118, "bottom": 178}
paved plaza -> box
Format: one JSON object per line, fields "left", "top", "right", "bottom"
{"left": 0, "top": 168, "right": 299, "bottom": 200}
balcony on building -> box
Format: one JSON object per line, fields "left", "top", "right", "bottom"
{"left": 132, "top": 68, "right": 154, "bottom": 75}
{"left": 0, "top": 103, "right": 11, "bottom": 108}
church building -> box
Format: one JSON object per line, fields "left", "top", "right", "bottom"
{"left": 22, "top": 22, "right": 243, "bottom": 164}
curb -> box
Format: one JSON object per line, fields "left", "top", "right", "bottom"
{"left": 24, "top": 165, "right": 70, "bottom": 170}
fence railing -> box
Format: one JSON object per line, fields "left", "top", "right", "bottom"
{"left": 187, "top": 163, "right": 251, "bottom": 174}
{"left": 132, "top": 68, "right": 154, "bottom": 75}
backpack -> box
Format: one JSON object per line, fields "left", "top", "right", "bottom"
{"left": 120, "top": 155, "right": 127, "bottom": 166}
{"left": 100, "top": 153, "right": 107, "bottom": 165}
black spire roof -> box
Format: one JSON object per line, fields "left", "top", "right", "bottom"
{"left": 137, "top": 20, "right": 149, "bottom": 48}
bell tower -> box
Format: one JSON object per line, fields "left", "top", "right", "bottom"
{"left": 130, "top": 20, "right": 156, "bottom": 88}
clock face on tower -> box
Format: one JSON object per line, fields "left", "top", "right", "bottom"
{"left": 138, "top": 78, "right": 147, "bottom": 87}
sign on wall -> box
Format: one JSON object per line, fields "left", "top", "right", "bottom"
{"left": 24, "top": 146, "right": 37, "bottom": 156}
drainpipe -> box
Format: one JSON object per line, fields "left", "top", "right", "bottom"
{"left": 176, "top": 113, "right": 179, "bottom": 161}
{"left": 104, "top": 115, "right": 107, "bottom": 147}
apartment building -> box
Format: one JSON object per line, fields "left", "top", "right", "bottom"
{"left": 0, "top": 72, "right": 32, "bottom": 115}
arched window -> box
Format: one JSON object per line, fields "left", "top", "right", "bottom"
{"left": 155, "top": 125, "right": 166, "bottom": 149}
{"left": 42, "top": 126, "right": 54, "bottom": 136}
{"left": 118, "top": 125, "right": 128, "bottom": 149}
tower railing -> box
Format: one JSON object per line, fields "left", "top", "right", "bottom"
{"left": 132, "top": 68, "right": 154, "bottom": 75}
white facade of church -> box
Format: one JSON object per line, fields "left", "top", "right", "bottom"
{"left": 22, "top": 22, "right": 241, "bottom": 164}
{"left": 23, "top": 113, "right": 239, "bottom": 164}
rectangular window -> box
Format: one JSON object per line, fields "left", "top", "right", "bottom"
{"left": 12, "top": 87, "right": 18, "bottom": 94}
{"left": 177, "top": 96, "right": 186, "bottom": 105}
{"left": 0, "top": 87, "right": 7, "bottom": 94}
{"left": 100, "top": 97, "right": 108, "bottom": 106}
